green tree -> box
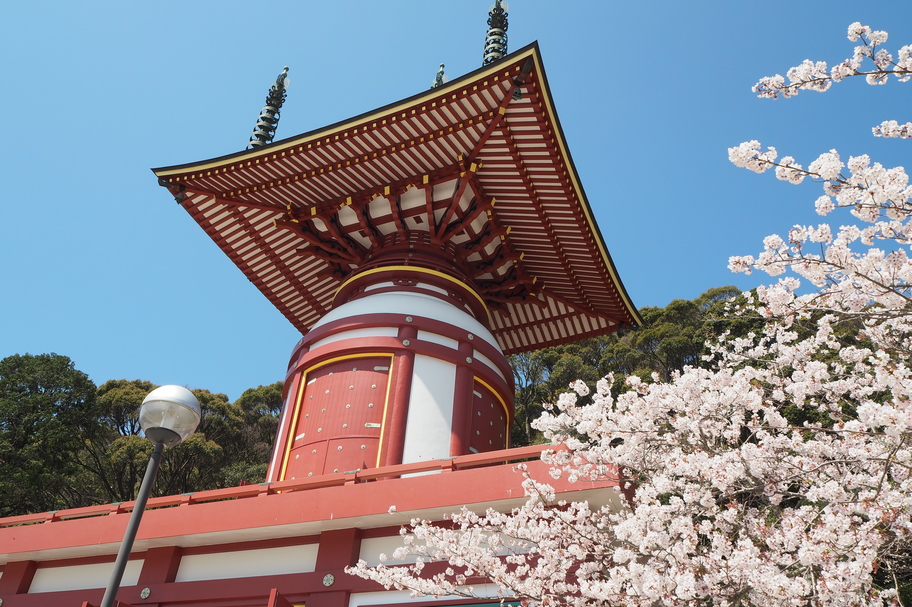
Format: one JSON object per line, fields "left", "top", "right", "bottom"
{"left": 508, "top": 286, "right": 743, "bottom": 446}
{"left": 77, "top": 379, "right": 157, "bottom": 503}
{"left": 0, "top": 353, "right": 102, "bottom": 516}
{"left": 229, "top": 382, "right": 284, "bottom": 485}
{"left": 81, "top": 383, "right": 284, "bottom": 500}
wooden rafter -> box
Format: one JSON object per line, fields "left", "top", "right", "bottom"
{"left": 153, "top": 44, "right": 642, "bottom": 354}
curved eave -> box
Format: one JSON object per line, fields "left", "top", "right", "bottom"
{"left": 524, "top": 49, "right": 643, "bottom": 329}
{"left": 153, "top": 43, "right": 641, "bottom": 353}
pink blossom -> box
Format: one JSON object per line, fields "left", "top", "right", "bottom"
{"left": 348, "top": 21, "right": 912, "bottom": 607}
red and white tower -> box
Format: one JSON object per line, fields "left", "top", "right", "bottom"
{"left": 0, "top": 32, "right": 640, "bottom": 607}
{"left": 155, "top": 45, "right": 640, "bottom": 485}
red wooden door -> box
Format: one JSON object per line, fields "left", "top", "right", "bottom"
{"left": 286, "top": 357, "right": 391, "bottom": 478}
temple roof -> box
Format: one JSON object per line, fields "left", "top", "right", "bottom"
{"left": 153, "top": 43, "right": 641, "bottom": 355}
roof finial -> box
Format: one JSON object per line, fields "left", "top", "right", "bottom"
{"left": 247, "top": 67, "right": 289, "bottom": 149}
{"left": 482, "top": 1, "right": 509, "bottom": 65}
{"left": 431, "top": 64, "right": 447, "bottom": 89}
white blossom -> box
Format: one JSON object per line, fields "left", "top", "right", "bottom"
{"left": 347, "top": 21, "right": 912, "bottom": 607}
{"left": 873, "top": 120, "right": 912, "bottom": 139}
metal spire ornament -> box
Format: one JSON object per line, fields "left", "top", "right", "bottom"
{"left": 247, "top": 67, "right": 289, "bottom": 149}
{"left": 431, "top": 63, "right": 447, "bottom": 89}
{"left": 482, "top": 0, "right": 508, "bottom": 65}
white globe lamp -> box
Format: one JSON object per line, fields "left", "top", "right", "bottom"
{"left": 139, "top": 385, "right": 202, "bottom": 447}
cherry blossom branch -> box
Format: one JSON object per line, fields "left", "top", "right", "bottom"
{"left": 753, "top": 22, "right": 912, "bottom": 101}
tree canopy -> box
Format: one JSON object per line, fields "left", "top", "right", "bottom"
{"left": 509, "top": 285, "right": 743, "bottom": 446}
{"left": 0, "top": 353, "right": 101, "bottom": 516}
{"left": 0, "top": 354, "right": 284, "bottom": 517}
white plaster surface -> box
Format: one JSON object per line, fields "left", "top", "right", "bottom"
{"left": 29, "top": 559, "right": 143, "bottom": 593}
{"left": 472, "top": 350, "right": 506, "bottom": 382}
{"left": 309, "top": 326, "right": 399, "bottom": 350}
{"left": 358, "top": 536, "right": 420, "bottom": 566}
{"left": 314, "top": 291, "right": 501, "bottom": 352}
{"left": 402, "top": 355, "right": 456, "bottom": 463}
{"left": 268, "top": 388, "right": 296, "bottom": 479}
{"left": 174, "top": 544, "right": 318, "bottom": 582}
{"left": 417, "top": 329, "right": 459, "bottom": 350}
{"left": 349, "top": 584, "right": 501, "bottom": 606}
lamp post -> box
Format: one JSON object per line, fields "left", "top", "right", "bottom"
{"left": 99, "top": 385, "right": 201, "bottom": 607}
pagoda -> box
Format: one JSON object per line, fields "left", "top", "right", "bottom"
{"left": 0, "top": 5, "right": 639, "bottom": 607}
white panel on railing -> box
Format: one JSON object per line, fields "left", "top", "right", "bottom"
{"left": 349, "top": 584, "right": 501, "bottom": 606}
{"left": 29, "top": 560, "right": 143, "bottom": 593}
{"left": 175, "top": 544, "right": 318, "bottom": 582}
{"left": 358, "top": 536, "right": 420, "bottom": 567}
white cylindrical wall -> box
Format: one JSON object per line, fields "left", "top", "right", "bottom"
{"left": 401, "top": 354, "right": 457, "bottom": 462}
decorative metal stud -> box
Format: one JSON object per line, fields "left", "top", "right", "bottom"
{"left": 466, "top": 357, "right": 473, "bottom": 363}
{"left": 140, "top": 588, "right": 152, "bottom": 600}
{"left": 323, "top": 573, "right": 335, "bottom": 587}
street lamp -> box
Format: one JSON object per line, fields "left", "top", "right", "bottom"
{"left": 99, "top": 385, "right": 201, "bottom": 607}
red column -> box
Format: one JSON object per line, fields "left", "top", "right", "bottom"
{"left": 308, "top": 529, "right": 362, "bottom": 607}
{"left": 0, "top": 559, "right": 37, "bottom": 594}
{"left": 379, "top": 326, "right": 416, "bottom": 467}
{"left": 135, "top": 546, "right": 182, "bottom": 607}
{"left": 137, "top": 546, "right": 182, "bottom": 586}
{"left": 449, "top": 340, "right": 476, "bottom": 456}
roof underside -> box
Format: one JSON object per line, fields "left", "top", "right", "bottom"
{"left": 153, "top": 44, "right": 640, "bottom": 355}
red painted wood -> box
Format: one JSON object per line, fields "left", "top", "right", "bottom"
{"left": 315, "top": 529, "right": 361, "bottom": 570}
{"left": 0, "top": 569, "right": 375, "bottom": 607}
{"left": 0, "top": 454, "right": 601, "bottom": 559}
{"left": 137, "top": 546, "right": 182, "bottom": 586}
{"left": 381, "top": 346, "right": 414, "bottom": 467}
{"left": 267, "top": 588, "right": 293, "bottom": 607}
{"left": 0, "top": 560, "right": 37, "bottom": 594}
{"left": 306, "top": 590, "right": 349, "bottom": 607}
{"left": 288, "top": 312, "right": 514, "bottom": 386}
{"left": 449, "top": 340, "right": 475, "bottom": 456}
{"left": 154, "top": 47, "right": 642, "bottom": 357}
{"left": 471, "top": 380, "right": 509, "bottom": 452}
{"left": 284, "top": 357, "right": 389, "bottom": 479}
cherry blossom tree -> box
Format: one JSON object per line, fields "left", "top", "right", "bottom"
{"left": 347, "top": 23, "right": 912, "bottom": 607}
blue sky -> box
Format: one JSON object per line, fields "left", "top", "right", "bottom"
{"left": 1, "top": 2, "right": 908, "bottom": 400}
